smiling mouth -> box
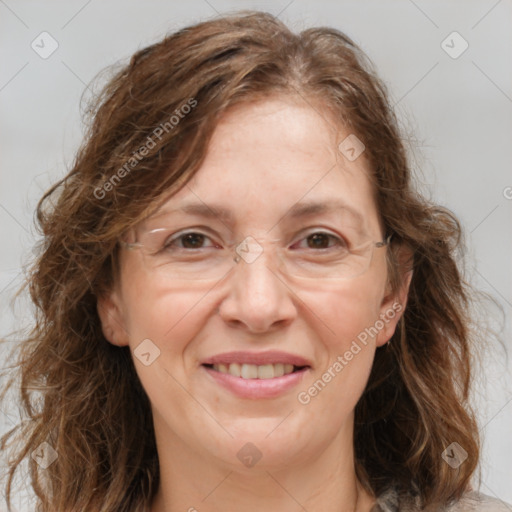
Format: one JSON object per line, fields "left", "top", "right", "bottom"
{"left": 203, "top": 363, "right": 308, "bottom": 379}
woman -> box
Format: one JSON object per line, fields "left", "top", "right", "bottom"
{"left": 1, "top": 11, "right": 509, "bottom": 512}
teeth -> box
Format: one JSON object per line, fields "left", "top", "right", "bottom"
{"left": 257, "top": 364, "right": 274, "bottom": 379}
{"left": 273, "top": 363, "right": 284, "bottom": 377}
{"left": 241, "top": 363, "right": 258, "bottom": 379}
{"left": 228, "top": 363, "right": 241, "bottom": 377}
{"left": 212, "top": 362, "right": 299, "bottom": 379}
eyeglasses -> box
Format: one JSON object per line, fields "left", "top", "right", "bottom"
{"left": 119, "top": 223, "right": 391, "bottom": 282}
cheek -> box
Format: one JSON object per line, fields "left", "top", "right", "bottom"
{"left": 298, "top": 276, "right": 384, "bottom": 352}
{"left": 294, "top": 279, "right": 384, "bottom": 415}
{"left": 119, "top": 277, "right": 216, "bottom": 418}
{"left": 120, "top": 267, "right": 213, "bottom": 361}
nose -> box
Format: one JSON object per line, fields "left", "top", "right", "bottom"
{"left": 217, "top": 242, "right": 297, "bottom": 334}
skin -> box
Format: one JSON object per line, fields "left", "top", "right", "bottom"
{"left": 98, "top": 97, "right": 412, "bottom": 512}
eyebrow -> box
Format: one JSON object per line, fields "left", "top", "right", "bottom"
{"left": 155, "top": 199, "right": 365, "bottom": 225}
{"left": 285, "top": 199, "right": 365, "bottom": 223}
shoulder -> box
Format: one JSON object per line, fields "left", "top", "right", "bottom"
{"left": 446, "top": 491, "right": 512, "bottom": 512}
{"left": 373, "top": 487, "right": 512, "bottom": 512}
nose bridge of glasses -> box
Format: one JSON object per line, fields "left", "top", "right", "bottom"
{"left": 231, "top": 235, "right": 282, "bottom": 267}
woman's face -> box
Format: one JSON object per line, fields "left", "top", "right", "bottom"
{"left": 99, "top": 97, "right": 406, "bottom": 472}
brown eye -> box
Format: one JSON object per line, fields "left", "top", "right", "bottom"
{"left": 163, "top": 231, "right": 216, "bottom": 250}
{"left": 293, "top": 231, "right": 346, "bottom": 250}
{"left": 306, "top": 233, "right": 332, "bottom": 249}
{"left": 179, "top": 233, "right": 207, "bottom": 249}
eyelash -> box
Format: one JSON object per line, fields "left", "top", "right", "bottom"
{"left": 164, "top": 230, "right": 347, "bottom": 251}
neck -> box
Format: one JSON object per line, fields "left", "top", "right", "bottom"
{"left": 149, "top": 415, "right": 375, "bottom": 512}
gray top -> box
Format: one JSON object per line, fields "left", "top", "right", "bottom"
{"left": 372, "top": 488, "right": 512, "bottom": 511}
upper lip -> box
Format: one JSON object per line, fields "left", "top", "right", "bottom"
{"left": 201, "top": 351, "right": 312, "bottom": 367}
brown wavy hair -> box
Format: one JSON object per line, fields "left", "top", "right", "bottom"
{"left": 1, "top": 10, "right": 483, "bottom": 511}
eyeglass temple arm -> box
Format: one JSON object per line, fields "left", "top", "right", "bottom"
{"left": 375, "top": 234, "right": 393, "bottom": 248}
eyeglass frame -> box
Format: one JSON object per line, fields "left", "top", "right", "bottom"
{"left": 118, "top": 224, "right": 393, "bottom": 282}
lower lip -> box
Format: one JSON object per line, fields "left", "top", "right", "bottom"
{"left": 203, "top": 365, "right": 309, "bottom": 399}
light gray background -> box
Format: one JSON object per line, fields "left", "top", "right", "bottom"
{"left": 1, "top": 1, "right": 511, "bottom": 510}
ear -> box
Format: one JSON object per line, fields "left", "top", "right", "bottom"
{"left": 97, "top": 288, "right": 130, "bottom": 347}
{"left": 375, "top": 245, "right": 414, "bottom": 347}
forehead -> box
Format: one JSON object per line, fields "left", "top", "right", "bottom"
{"left": 152, "top": 98, "right": 380, "bottom": 232}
